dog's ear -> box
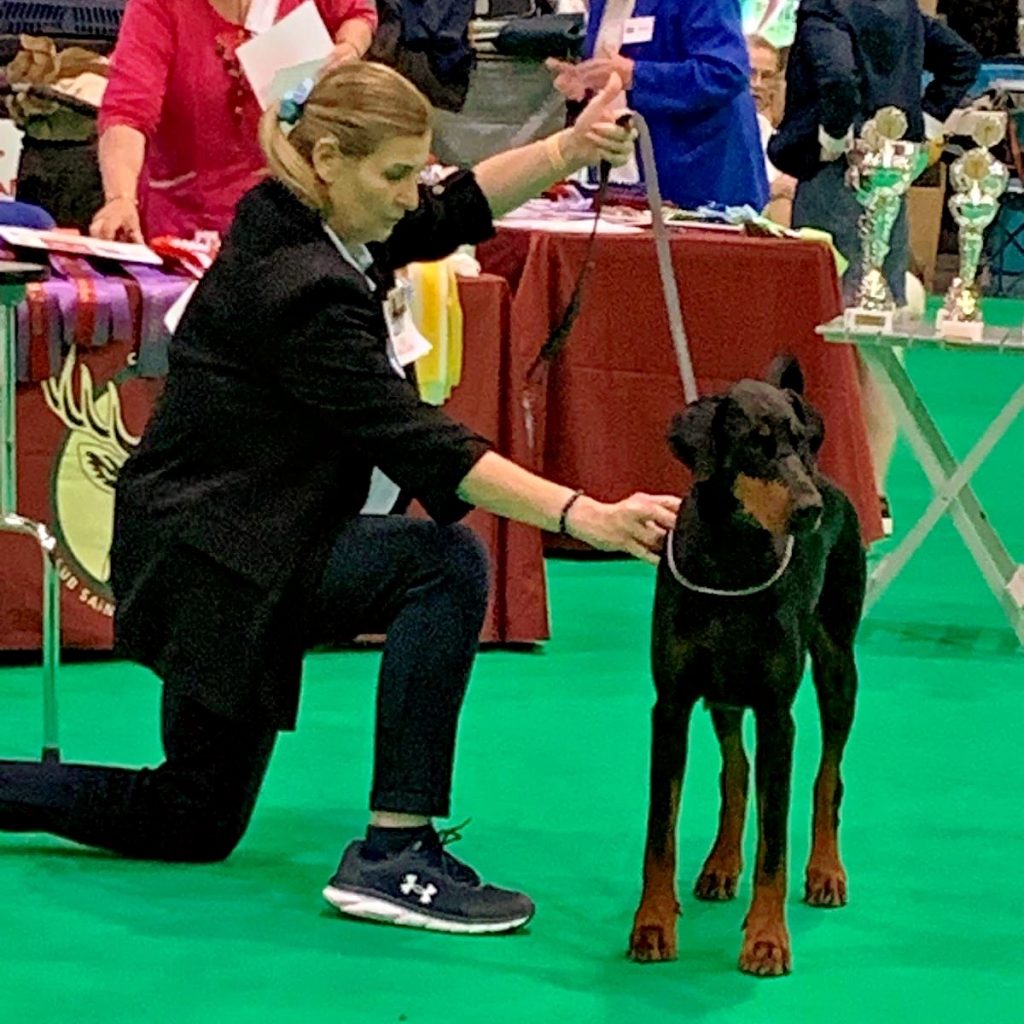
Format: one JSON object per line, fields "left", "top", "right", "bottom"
{"left": 667, "top": 395, "right": 722, "bottom": 479}
{"left": 786, "top": 390, "right": 825, "bottom": 456}
{"left": 765, "top": 355, "right": 805, "bottom": 395}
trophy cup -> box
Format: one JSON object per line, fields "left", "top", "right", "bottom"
{"left": 844, "top": 107, "right": 928, "bottom": 334}
{"left": 935, "top": 115, "right": 1010, "bottom": 342}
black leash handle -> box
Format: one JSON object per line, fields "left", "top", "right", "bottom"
{"left": 526, "top": 112, "right": 633, "bottom": 380}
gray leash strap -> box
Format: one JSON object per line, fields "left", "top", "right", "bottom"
{"left": 632, "top": 112, "right": 699, "bottom": 404}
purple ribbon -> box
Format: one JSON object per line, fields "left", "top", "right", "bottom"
{"left": 120, "top": 264, "right": 193, "bottom": 377}
{"left": 11, "top": 257, "right": 190, "bottom": 381}
{"left": 16, "top": 281, "right": 61, "bottom": 381}
{"left": 48, "top": 254, "right": 135, "bottom": 354}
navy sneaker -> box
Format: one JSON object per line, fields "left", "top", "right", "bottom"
{"left": 322, "top": 824, "right": 535, "bottom": 934}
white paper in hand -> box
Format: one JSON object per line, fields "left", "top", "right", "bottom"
{"left": 236, "top": 1, "right": 334, "bottom": 109}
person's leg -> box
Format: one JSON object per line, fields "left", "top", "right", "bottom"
{"left": 794, "top": 163, "right": 900, "bottom": 525}
{"left": 792, "top": 161, "right": 864, "bottom": 302}
{"left": 0, "top": 688, "right": 276, "bottom": 862}
{"left": 861, "top": 204, "right": 909, "bottom": 524}
{"left": 856, "top": 351, "right": 898, "bottom": 495}
{"left": 310, "top": 516, "right": 489, "bottom": 821}
{"left": 308, "top": 515, "right": 534, "bottom": 932}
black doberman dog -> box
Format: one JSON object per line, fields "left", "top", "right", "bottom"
{"left": 628, "top": 360, "right": 866, "bottom": 977}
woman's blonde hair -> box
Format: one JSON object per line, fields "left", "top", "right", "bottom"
{"left": 259, "top": 62, "right": 432, "bottom": 212}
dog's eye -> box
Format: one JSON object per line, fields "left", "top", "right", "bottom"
{"left": 756, "top": 430, "right": 776, "bottom": 455}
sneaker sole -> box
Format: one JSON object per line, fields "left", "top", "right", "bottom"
{"left": 322, "top": 885, "right": 532, "bottom": 935}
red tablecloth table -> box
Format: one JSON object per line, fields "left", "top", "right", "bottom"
{"left": 0, "top": 268, "right": 549, "bottom": 650}
{"left": 479, "top": 227, "right": 883, "bottom": 545}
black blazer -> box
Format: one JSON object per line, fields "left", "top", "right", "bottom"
{"left": 111, "top": 172, "right": 495, "bottom": 729}
{"left": 769, "top": 0, "right": 980, "bottom": 180}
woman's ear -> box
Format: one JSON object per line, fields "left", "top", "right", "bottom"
{"left": 311, "top": 136, "right": 344, "bottom": 185}
{"left": 667, "top": 396, "right": 721, "bottom": 480}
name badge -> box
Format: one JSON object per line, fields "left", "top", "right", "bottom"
{"left": 623, "top": 16, "right": 655, "bottom": 45}
{"left": 383, "top": 280, "right": 432, "bottom": 377}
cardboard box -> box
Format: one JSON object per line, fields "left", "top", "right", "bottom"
{"left": 0, "top": 119, "right": 23, "bottom": 197}
{"left": 907, "top": 163, "right": 947, "bottom": 293}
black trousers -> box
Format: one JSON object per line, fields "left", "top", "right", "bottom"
{"left": 0, "top": 517, "right": 489, "bottom": 862}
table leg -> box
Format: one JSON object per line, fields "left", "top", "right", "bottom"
{"left": 1, "top": 294, "right": 21, "bottom": 514}
{"left": 862, "top": 346, "right": 1024, "bottom": 644}
{"left": 2, "top": 286, "right": 63, "bottom": 759}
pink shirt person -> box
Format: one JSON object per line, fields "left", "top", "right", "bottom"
{"left": 98, "top": 0, "right": 378, "bottom": 240}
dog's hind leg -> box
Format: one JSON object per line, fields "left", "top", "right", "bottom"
{"left": 804, "top": 625, "right": 857, "bottom": 907}
{"left": 805, "top": 521, "right": 864, "bottom": 908}
{"left": 694, "top": 708, "right": 749, "bottom": 901}
{"left": 628, "top": 692, "right": 695, "bottom": 963}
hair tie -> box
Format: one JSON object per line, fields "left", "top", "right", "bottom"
{"left": 279, "top": 77, "right": 315, "bottom": 135}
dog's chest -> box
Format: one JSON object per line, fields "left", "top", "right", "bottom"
{"left": 655, "top": 537, "right": 829, "bottom": 706}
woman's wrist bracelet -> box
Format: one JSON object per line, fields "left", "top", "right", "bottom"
{"left": 106, "top": 194, "right": 138, "bottom": 206}
{"left": 559, "top": 489, "right": 585, "bottom": 535}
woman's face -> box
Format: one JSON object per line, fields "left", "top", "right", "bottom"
{"left": 316, "top": 132, "right": 432, "bottom": 244}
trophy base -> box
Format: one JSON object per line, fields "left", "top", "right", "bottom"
{"left": 843, "top": 306, "right": 896, "bottom": 334}
{"left": 935, "top": 309, "right": 985, "bottom": 343}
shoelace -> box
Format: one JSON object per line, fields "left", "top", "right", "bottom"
{"left": 416, "top": 818, "right": 480, "bottom": 885}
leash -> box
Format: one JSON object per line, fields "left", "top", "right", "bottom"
{"left": 664, "top": 531, "right": 795, "bottom": 597}
{"left": 525, "top": 112, "right": 699, "bottom": 404}
{"left": 525, "top": 143, "right": 615, "bottom": 380}
{"left": 632, "top": 112, "right": 698, "bottom": 404}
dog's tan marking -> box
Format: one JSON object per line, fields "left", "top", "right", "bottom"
{"left": 733, "top": 474, "right": 792, "bottom": 536}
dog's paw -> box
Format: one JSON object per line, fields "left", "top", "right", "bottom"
{"left": 627, "top": 902, "right": 679, "bottom": 963}
{"left": 694, "top": 860, "right": 741, "bottom": 901}
{"left": 738, "top": 921, "right": 792, "bottom": 977}
{"left": 804, "top": 861, "right": 848, "bottom": 908}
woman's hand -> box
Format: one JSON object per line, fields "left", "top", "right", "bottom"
{"left": 546, "top": 54, "right": 635, "bottom": 99}
{"left": 323, "top": 41, "right": 361, "bottom": 72}
{"left": 547, "top": 57, "right": 586, "bottom": 101}
{"left": 90, "top": 196, "right": 143, "bottom": 243}
{"left": 560, "top": 74, "right": 638, "bottom": 170}
{"left": 771, "top": 173, "right": 797, "bottom": 201}
{"left": 566, "top": 492, "right": 681, "bottom": 564}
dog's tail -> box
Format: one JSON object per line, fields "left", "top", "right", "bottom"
{"left": 766, "top": 354, "right": 805, "bottom": 395}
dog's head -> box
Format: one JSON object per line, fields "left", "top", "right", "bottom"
{"left": 667, "top": 358, "right": 825, "bottom": 536}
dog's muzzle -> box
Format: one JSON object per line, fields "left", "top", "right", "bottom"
{"left": 780, "top": 456, "right": 823, "bottom": 533}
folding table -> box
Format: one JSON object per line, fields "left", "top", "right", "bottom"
{"left": 819, "top": 301, "right": 1024, "bottom": 645}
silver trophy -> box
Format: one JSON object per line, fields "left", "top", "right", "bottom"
{"left": 844, "top": 107, "right": 929, "bottom": 333}
{"left": 936, "top": 115, "right": 1010, "bottom": 342}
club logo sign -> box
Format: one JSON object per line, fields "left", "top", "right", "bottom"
{"left": 42, "top": 349, "right": 140, "bottom": 614}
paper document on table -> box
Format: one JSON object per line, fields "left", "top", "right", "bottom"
{"left": 0, "top": 226, "right": 163, "bottom": 265}
{"left": 236, "top": 1, "right": 333, "bottom": 109}
{"left": 495, "top": 218, "right": 644, "bottom": 235}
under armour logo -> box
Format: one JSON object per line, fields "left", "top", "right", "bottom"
{"left": 400, "top": 873, "right": 438, "bottom": 905}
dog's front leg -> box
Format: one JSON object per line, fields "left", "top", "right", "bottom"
{"left": 740, "top": 708, "right": 795, "bottom": 977}
{"left": 628, "top": 697, "right": 694, "bottom": 963}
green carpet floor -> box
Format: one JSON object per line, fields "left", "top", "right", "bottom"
{"left": 2, "top": 344, "right": 1022, "bottom": 1023}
